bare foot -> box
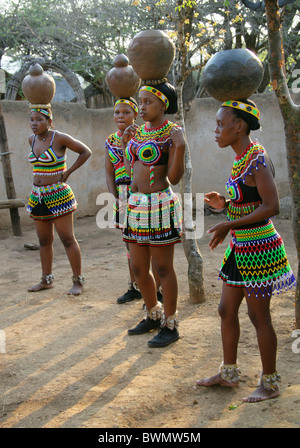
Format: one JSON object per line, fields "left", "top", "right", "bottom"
{"left": 28, "top": 281, "right": 54, "bottom": 292}
{"left": 68, "top": 280, "right": 83, "bottom": 296}
{"left": 243, "top": 384, "right": 280, "bottom": 403}
{"left": 196, "top": 373, "right": 239, "bottom": 388}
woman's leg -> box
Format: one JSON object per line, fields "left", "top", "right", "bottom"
{"left": 150, "top": 244, "right": 177, "bottom": 318}
{"left": 243, "top": 287, "right": 280, "bottom": 402}
{"left": 28, "top": 219, "right": 55, "bottom": 291}
{"left": 127, "top": 243, "right": 161, "bottom": 334}
{"left": 197, "top": 282, "right": 244, "bottom": 386}
{"left": 116, "top": 242, "right": 142, "bottom": 304}
{"left": 128, "top": 243, "right": 157, "bottom": 310}
{"left": 54, "top": 212, "right": 83, "bottom": 295}
{"left": 146, "top": 244, "right": 180, "bottom": 347}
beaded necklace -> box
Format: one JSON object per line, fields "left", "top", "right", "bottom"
{"left": 127, "top": 119, "right": 181, "bottom": 187}
{"left": 226, "top": 142, "right": 266, "bottom": 221}
{"left": 231, "top": 142, "right": 265, "bottom": 183}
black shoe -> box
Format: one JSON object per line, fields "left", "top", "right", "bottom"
{"left": 157, "top": 290, "right": 163, "bottom": 303}
{"left": 117, "top": 287, "right": 142, "bottom": 304}
{"left": 147, "top": 327, "right": 179, "bottom": 347}
{"left": 128, "top": 317, "right": 161, "bottom": 335}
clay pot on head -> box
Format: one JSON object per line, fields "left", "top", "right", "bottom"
{"left": 105, "top": 54, "right": 141, "bottom": 98}
{"left": 127, "top": 30, "right": 175, "bottom": 81}
{"left": 22, "top": 63, "right": 56, "bottom": 105}
{"left": 201, "top": 49, "right": 264, "bottom": 102}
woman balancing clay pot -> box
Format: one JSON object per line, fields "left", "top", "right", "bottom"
{"left": 196, "top": 99, "right": 296, "bottom": 402}
{"left": 27, "top": 107, "right": 91, "bottom": 295}
{"left": 121, "top": 82, "right": 186, "bottom": 348}
{"left": 105, "top": 98, "right": 163, "bottom": 305}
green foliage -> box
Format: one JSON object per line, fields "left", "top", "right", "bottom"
{"left": 0, "top": 0, "right": 298, "bottom": 95}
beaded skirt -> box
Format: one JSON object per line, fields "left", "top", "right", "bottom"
{"left": 123, "top": 187, "right": 182, "bottom": 246}
{"left": 27, "top": 182, "right": 77, "bottom": 220}
{"left": 219, "top": 219, "right": 296, "bottom": 297}
{"left": 113, "top": 182, "right": 131, "bottom": 229}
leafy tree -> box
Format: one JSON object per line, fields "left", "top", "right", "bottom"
{"left": 1, "top": 0, "right": 299, "bottom": 98}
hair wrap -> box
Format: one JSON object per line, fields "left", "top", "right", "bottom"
{"left": 221, "top": 100, "right": 260, "bottom": 119}
{"left": 140, "top": 85, "right": 169, "bottom": 110}
{"left": 114, "top": 98, "right": 138, "bottom": 115}
{"left": 30, "top": 107, "right": 53, "bottom": 120}
{"left": 140, "top": 82, "right": 178, "bottom": 115}
{"left": 222, "top": 99, "right": 261, "bottom": 131}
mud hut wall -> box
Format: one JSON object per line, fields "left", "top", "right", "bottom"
{"left": 0, "top": 93, "right": 292, "bottom": 228}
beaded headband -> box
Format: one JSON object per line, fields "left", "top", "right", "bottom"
{"left": 114, "top": 99, "right": 138, "bottom": 115}
{"left": 221, "top": 100, "right": 260, "bottom": 120}
{"left": 30, "top": 107, "right": 53, "bottom": 120}
{"left": 140, "top": 85, "right": 169, "bottom": 110}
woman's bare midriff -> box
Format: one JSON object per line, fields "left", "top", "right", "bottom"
{"left": 130, "top": 163, "right": 170, "bottom": 194}
{"left": 33, "top": 174, "right": 64, "bottom": 186}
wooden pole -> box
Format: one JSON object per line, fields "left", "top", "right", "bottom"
{"left": 0, "top": 101, "right": 22, "bottom": 236}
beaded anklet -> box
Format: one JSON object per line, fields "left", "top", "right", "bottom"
{"left": 72, "top": 275, "right": 85, "bottom": 286}
{"left": 42, "top": 274, "right": 54, "bottom": 284}
{"left": 161, "top": 311, "right": 179, "bottom": 330}
{"left": 261, "top": 371, "right": 281, "bottom": 391}
{"left": 147, "top": 302, "right": 162, "bottom": 321}
{"left": 219, "top": 363, "right": 241, "bottom": 384}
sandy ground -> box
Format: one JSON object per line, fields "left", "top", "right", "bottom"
{"left": 0, "top": 213, "right": 299, "bottom": 431}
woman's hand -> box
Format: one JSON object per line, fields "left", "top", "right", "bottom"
{"left": 60, "top": 171, "right": 69, "bottom": 183}
{"left": 207, "top": 221, "right": 230, "bottom": 250}
{"left": 205, "top": 191, "right": 227, "bottom": 210}
{"left": 122, "top": 124, "right": 139, "bottom": 145}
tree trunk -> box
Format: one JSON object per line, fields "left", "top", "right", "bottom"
{"left": 176, "top": 82, "right": 205, "bottom": 303}
{"left": 264, "top": 0, "right": 300, "bottom": 327}
{"left": 0, "top": 101, "right": 22, "bottom": 236}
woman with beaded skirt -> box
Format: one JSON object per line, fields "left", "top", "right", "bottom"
{"left": 121, "top": 81, "right": 185, "bottom": 348}
{"left": 196, "top": 99, "right": 296, "bottom": 402}
{"left": 27, "top": 107, "right": 91, "bottom": 295}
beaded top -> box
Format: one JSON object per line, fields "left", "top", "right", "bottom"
{"left": 226, "top": 142, "right": 266, "bottom": 220}
{"left": 125, "top": 119, "right": 182, "bottom": 186}
{"left": 28, "top": 131, "right": 67, "bottom": 177}
{"left": 105, "top": 130, "right": 131, "bottom": 185}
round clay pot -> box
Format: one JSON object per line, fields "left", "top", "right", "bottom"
{"left": 127, "top": 30, "right": 175, "bottom": 81}
{"left": 105, "top": 54, "right": 141, "bottom": 98}
{"left": 22, "top": 63, "right": 56, "bottom": 104}
{"left": 201, "top": 49, "right": 264, "bottom": 102}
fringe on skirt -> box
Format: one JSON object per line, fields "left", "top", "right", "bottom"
{"left": 219, "top": 219, "right": 296, "bottom": 297}
{"left": 123, "top": 187, "right": 182, "bottom": 246}
{"left": 27, "top": 182, "right": 77, "bottom": 220}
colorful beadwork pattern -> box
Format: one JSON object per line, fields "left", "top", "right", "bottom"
{"left": 222, "top": 100, "right": 260, "bottom": 119}
{"left": 105, "top": 131, "right": 131, "bottom": 185}
{"left": 123, "top": 187, "right": 182, "bottom": 246}
{"left": 220, "top": 142, "right": 296, "bottom": 296}
{"left": 220, "top": 220, "right": 296, "bottom": 296}
{"left": 28, "top": 132, "right": 67, "bottom": 177}
{"left": 27, "top": 182, "right": 77, "bottom": 220}
{"left": 140, "top": 86, "right": 169, "bottom": 109}
{"left": 114, "top": 99, "right": 138, "bottom": 115}
{"left": 226, "top": 143, "right": 265, "bottom": 221}
{"left": 125, "top": 119, "right": 181, "bottom": 187}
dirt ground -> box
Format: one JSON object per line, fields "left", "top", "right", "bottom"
{"left": 0, "top": 213, "right": 299, "bottom": 430}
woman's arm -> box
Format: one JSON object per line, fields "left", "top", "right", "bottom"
{"left": 56, "top": 132, "right": 92, "bottom": 181}
{"left": 121, "top": 124, "right": 139, "bottom": 176}
{"left": 207, "top": 160, "right": 279, "bottom": 249}
{"left": 204, "top": 192, "right": 228, "bottom": 209}
{"left": 167, "top": 129, "right": 186, "bottom": 185}
{"left": 105, "top": 150, "right": 117, "bottom": 199}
